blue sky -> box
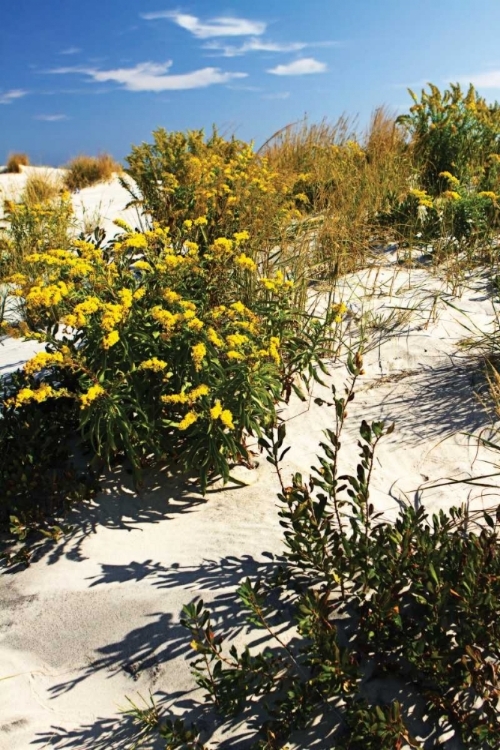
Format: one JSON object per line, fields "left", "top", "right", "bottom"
{"left": 2, "top": 0, "right": 500, "bottom": 165}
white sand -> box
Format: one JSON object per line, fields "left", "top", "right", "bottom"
{"left": 0, "top": 179, "right": 499, "bottom": 748}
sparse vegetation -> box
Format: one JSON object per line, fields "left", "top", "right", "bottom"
{"left": 64, "top": 152, "right": 121, "bottom": 191}
{"left": 22, "top": 170, "right": 64, "bottom": 205}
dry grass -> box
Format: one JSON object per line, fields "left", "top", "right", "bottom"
{"left": 64, "top": 153, "right": 121, "bottom": 191}
{"left": 262, "top": 109, "right": 413, "bottom": 279}
{"left": 6, "top": 152, "right": 30, "bottom": 173}
{"left": 23, "top": 170, "right": 64, "bottom": 205}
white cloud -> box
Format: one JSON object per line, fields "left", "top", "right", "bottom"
{"left": 35, "top": 114, "right": 69, "bottom": 121}
{"left": 268, "top": 58, "right": 327, "bottom": 76}
{"left": 204, "top": 38, "right": 341, "bottom": 58}
{"left": 47, "top": 61, "right": 247, "bottom": 91}
{"left": 455, "top": 70, "right": 500, "bottom": 88}
{"left": 60, "top": 47, "right": 81, "bottom": 55}
{"left": 141, "top": 11, "right": 266, "bottom": 38}
{"left": 262, "top": 91, "right": 290, "bottom": 100}
{"left": 204, "top": 39, "right": 307, "bottom": 57}
{"left": 0, "top": 89, "right": 28, "bottom": 105}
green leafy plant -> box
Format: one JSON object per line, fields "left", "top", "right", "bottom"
{"left": 128, "top": 355, "right": 500, "bottom": 748}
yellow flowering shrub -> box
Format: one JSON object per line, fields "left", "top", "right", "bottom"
{"left": 124, "top": 127, "right": 298, "bottom": 258}
{"left": 1, "top": 214, "right": 336, "bottom": 492}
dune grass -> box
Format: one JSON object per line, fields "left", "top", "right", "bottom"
{"left": 5, "top": 152, "right": 30, "bottom": 173}
{"left": 64, "top": 152, "right": 121, "bottom": 191}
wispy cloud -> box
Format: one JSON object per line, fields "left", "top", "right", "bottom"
{"left": 455, "top": 70, "right": 500, "bottom": 88}
{"left": 262, "top": 91, "right": 290, "bottom": 100}
{"left": 47, "top": 61, "right": 247, "bottom": 91}
{"left": 0, "top": 89, "right": 28, "bottom": 105}
{"left": 268, "top": 58, "right": 327, "bottom": 76}
{"left": 141, "top": 11, "right": 266, "bottom": 38}
{"left": 34, "top": 114, "right": 69, "bottom": 121}
{"left": 60, "top": 47, "right": 81, "bottom": 55}
{"left": 204, "top": 39, "right": 306, "bottom": 57}
{"left": 204, "top": 39, "right": 341, "bottom": 58}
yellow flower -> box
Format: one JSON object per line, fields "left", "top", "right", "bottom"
{"left": 439, "top": 171, "right": 460, "bottom": 187}
{"left": 189, "top": 384, "right": 210, "bottom": 401}
{"left": 233, "top": 231, "right": 250, "bottom": 243}
{"left": 80, "top": 384, "right": 105, "bottom": 409}
{"left": 226, "top": 333, "right": 248, "bottom": 348}
{"left": 269, "top": 336, "right": 280, "bottom": 365}
{"left": 133, "top": 288, "right": 146, "bottom": 300}
{"left": 192, "top": 342, "right": 207, "bottom": 370}
{"left": 478, "top": 191, "right": 497, "bottom": 201}
{"left": 227, "top": 350, "right": 244, "bottom": 360}
{"left": 24, "top": 351, "right": 64, "bottom": 377}
{"left": 139, "top": 358, "right": 168, "bottom": 372}
{"left": 194, "top": 216, "right": 208, "bottom": 226}
{"left": 152, "top": 306, "right": 180, "bottom": 331}
{"left": 211, "top": 237, "right": 234, "bottom": 255}
{"left": 125, "top": 233, "right": 148, "bottom": 249}
{"left": 178, "top": 411, "right": 198, "bottom": 430}
{"left": 118, "top": 288, "right": 133, "bottom": 310}
{"left": 207, "top": 327, "right": 224, "bottom": 347}
{"left": 162, "top": 392, "right": 189, "bottom": 404}
{"left": 184, "top": 241, "right": 199, "bottom": 254}
{"left": 220, "top": 409, "right": 235, "bottom": 430}
{"left": 114, "top": 218, "right": 133, "bottom": 232}
{"left": 235, "top": 253, "right": 257, "bottom": 272}
{"left": 183, "top": 219, "right": 193, "bottom": 229}
{"left": 101, "top": 303, "right": 126, "bottom": 332}
{"left": 210, "top": 399, "right": 223, "bottom": 419}
{"left": 133, "top": 260, "right": 153, "bottom": 272}
{"left": 102, "top": 330, "right": 120, "bottom": 349}
{"left": 187, "top": 317, "right": 204, "bottom": 331}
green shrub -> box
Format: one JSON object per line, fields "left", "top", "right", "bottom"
{"left": 129, "top": 356, "right": 500, "bottom": 749}
{"left": 0, "top": 369, "right": 95, "bottom": 565}
{"left": 6, "top": 152, "right": 30, "bottom": 173}
{"left": 397, "top": 83, "right": 500, "bottom": 195}
{"left": 1, "top": 219, "right": 340, "bottom": 493}
{"left": 64, "top": 153, "right": 120, "bottom": 191}
{"left": 124, "top": 128, "right": 298, "bottom": 257}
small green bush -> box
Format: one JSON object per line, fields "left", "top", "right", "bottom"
{"left": 129, "top": 357, "right": 500, "bottom": 749}
{"left": 397, "top": 83, "right": 500, "bottom": 196}
{"left": 0, "top": 369, "right": 95, "bottom": 565}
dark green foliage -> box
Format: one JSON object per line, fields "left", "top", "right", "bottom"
{"left": 0, "top": 370, "right": 96, "bottom": 565}
{"left": 129, "top": 356, "right": 500, "bottom": 749}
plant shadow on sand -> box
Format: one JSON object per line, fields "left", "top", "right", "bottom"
{"left": 33, "top": 553, "right": 294, "bottom": 749}
{"left": 2, "top": 464, "right": 209, "bottom": 571}
{"left": 360, "top": 356, "right": 492, "bottom": 444}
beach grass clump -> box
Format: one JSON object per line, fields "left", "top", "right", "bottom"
{"left": 6, "top": 152, "right": 30, "bottom": 173}
{"left": 129, "top": 358, "right": 500, "bottom": 748}
{"left": 262, "top": 109, "right": 412, "bottom": 277}
{"left": 0, "top": 192, "right": 74, "bottom": 276}
{"left": 64, "top": 152, "right": 120, "bottom": 191}
{"left": 22, "top": 170, "right": 64, "bottom": 205}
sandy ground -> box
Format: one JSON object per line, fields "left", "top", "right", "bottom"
{"left": 0, "top": 166, "right": 142, "bottom": 238}
{"left": 0, "top": 176, "right": 499, "bottom": 748}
